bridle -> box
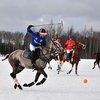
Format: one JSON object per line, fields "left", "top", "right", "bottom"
{"left": 73, "top": 42, "right": 86, "bottom": 58}
{"left": 50, "top": 39, "right": 64, "bottom": 55}
{"left": 78, "top": 42, "right": 86, "bottom": 49}
{"left": 38, "top": 39, "right": 64, "bottom": 62}
{"left": 39, "top": 46, "right": 57, "bottom": 63}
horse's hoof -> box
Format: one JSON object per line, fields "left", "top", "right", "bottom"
{"left": 48, "top": 67, "right": 52, "bottom": 70}
{"left": 67, "top": 72, "right": 69, "bottom": 74}
{"left": 14, "top": 84, "right": 17, "bottom": 89}
{"left": 28, "top": 82, "right": 35, "bottom": 87}
{"left": 57, "top": 71, "right": 60, "bottom": 74}
{"left": 92, "top": 67, "right": 94, "bottom": 69}
{"left": 23, "top": 82, "right": 35, "bottom": 87}
{"left": 23, "top": 83, "right": 29, "bottom": 87}
{"left": 76, "top": 74, "right": 79, "bottom": 76}
{"left": 36, "top": 82, "right": 42, "bottom": 86}
{"left": 14, "top": 84, "right": 23, "bottom": 90}
{"left": 18, "top": 85, "right": 23, "bottom": 90}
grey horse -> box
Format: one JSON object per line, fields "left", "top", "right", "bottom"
{"left": 2, "top": 41, "right": 58, "bottom": 90}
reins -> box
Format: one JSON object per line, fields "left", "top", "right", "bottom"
{"left": 51, "top": 39, "right": 64, "bottom": 54}
{"left": 39, "top": 47, "right": 53, "bottom": 63}
{"left": 38, "top": 39, "right": 64, "bottom": 62}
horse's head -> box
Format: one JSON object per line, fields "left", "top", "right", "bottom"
{"left": 73, "top": 42, "right": 86, "bottom": 60}
{"left": 74, "top": 42, "right": 86, "bottom": 51}
{"left": 78, "top": 42, "right": 86, "bottom": 49}
{"left": 49, "top": 39, "right": 64, "bottom": 55}
{"left": 39, "top": 46, "right": 56, "bottom": 62}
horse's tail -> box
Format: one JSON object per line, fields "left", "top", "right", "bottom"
{"left": 2, "top": 54, "right": 9, "bottom": 61}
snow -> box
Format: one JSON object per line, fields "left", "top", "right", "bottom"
{"left": 0, "top": 57, "right": 100, "bottom": 100}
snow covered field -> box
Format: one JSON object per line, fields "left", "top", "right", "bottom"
{"left": 0, "top": 57, "right": 100, "bottom": 100}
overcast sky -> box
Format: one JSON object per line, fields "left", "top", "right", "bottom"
{"left": 0, "top": 0, "right": 100, "bottom": 33}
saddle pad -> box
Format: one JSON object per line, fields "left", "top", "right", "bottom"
{"left": 23, "top": 49, "right": 32, "bottom": 59}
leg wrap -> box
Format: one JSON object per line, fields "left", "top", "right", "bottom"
{"left": 36, "top": 77, "right": 47, "bottom": 86}
{"left": 23, "top": 82, "right": 35, "bottom": 87}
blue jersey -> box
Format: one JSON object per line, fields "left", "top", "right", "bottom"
{"left": 27, "top": 26, "right": 46, "bottom": 47}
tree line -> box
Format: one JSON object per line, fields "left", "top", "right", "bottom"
{"left": 0, "top": 25, "right": 100, "bottom": 59}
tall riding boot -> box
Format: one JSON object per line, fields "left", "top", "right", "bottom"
{"left": 35, "top": 48, "right": 40, "bottom": 59}
{"left": 67, "top": 53, "right": 70, "bottom": 61}
{"left": 30, "top": 51, "right": 36, "bottom": 64}
{"left": 69, "top": 52, "right": 72, "bottom": 61}
{"left": 31, "top": 48, "right": 40, "bottom": 69}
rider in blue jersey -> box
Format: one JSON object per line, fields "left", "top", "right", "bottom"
{"left": 27, "top": 25, "right": 47, "bottom": 63}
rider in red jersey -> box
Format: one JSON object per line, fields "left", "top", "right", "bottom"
{"left": 64, "top": 35, "right": 76, "bottom": 62}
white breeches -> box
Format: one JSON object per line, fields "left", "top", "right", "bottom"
{"left": 66, "top": 49, "right": 73, "bottom": 53}
{"left": 30, "top": 44, "right": 39, "bottom": 51}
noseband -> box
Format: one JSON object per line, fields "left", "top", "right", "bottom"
{"left": 50, "top": 39, "right": 63, "bottom": 54}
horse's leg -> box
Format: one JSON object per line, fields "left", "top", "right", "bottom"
{"left": 57, "top": 65, "right": 61, "bottom": 74}
{"left": 23, "top": 68, "right": 47, "bottom": 87}
{"left": 57, "top": 60, "right": 61, "bottom": 74}
{"left": 48, "top": 62, "right": 52, "bottom": 70}
{"left": 99, "top": 61, "right": 100, "bottom": 69}
{"left": 57, "top": 60, "right": 64, "bottom": 74}
{"left": 97, "top": 61, "right": 100, "bottom": 69}
{"left": 75, "top": 62, "right": 79, "bottom": 76}
{"left": 67, "top": 63, "right": 74, "bottom": 74}
{"left": 23, "top": 71, "right": 41, "bottom": 87}
{"left": 36, "top": 68, "right": 47, "bottom": 85}
{"left": 60, "top": 61, "right": 64, "bottom": 71}
{"left": 92, "top": 60, "right": 97, "bottom": 69}
{"left": 10, "top": 65, "right": 24, "bottom": 90}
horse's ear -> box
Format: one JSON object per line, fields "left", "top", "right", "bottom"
{"left": 82, "top": 45, "right": 86, "bottom": 49}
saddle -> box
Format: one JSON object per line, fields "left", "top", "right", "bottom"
{"left": 23, "top": 49, "right": 40, "bottom": 63}
{"left": 64, "top": 51, "right": 74, "bottom": 62}
{"left": 23, "top": 49, "right": 32, "bottom": 59}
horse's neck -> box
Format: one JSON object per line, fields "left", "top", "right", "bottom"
{"left": 74, "top": 45, "right": 81, "bottom": 55}
{"left": 40, "top": 47, "right": 51, "bottom": 59}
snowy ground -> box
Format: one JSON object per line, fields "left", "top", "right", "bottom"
{"left": 0, "top": 57, "right": 100, "bottom": 100}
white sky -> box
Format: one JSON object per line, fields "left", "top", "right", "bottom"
{"left": 0, "top": 0, "right": 100, "bottom": 32}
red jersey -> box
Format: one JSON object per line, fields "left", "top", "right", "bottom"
{"left": 64, "top": 39, "right": 76, "bottom": 50}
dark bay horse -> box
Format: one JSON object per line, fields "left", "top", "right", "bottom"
{"left": 57, "top": 42, "right": 86, "bottom": 75}
{"left": 2, "top": 42, "right": 58, "bottom": 90}
{"left": 92, "top": 53, "right": 100, "bottom": 69}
